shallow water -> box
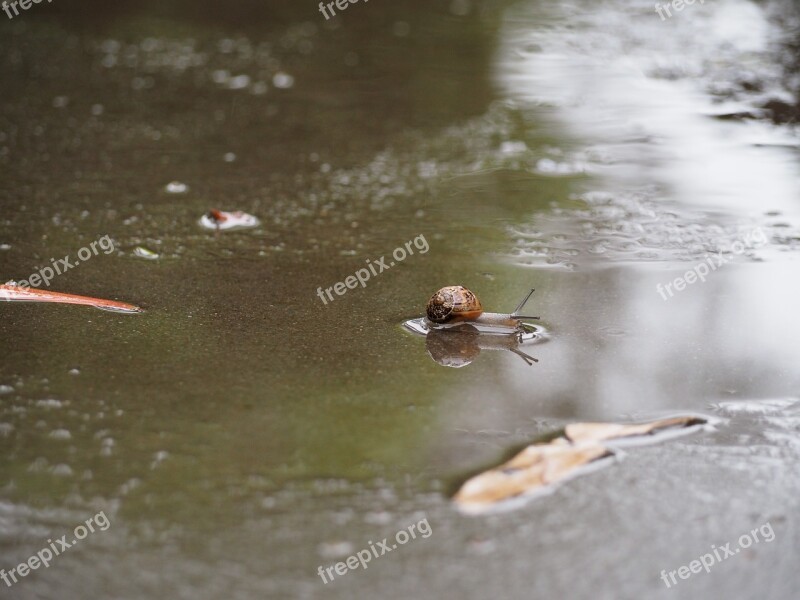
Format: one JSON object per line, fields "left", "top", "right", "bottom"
{"left": 1, "top": 1, "right": 799, "bottom": 599}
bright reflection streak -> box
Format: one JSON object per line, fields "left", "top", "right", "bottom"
{"left": 436, "top": 0, "right": 800, "bottom": 434}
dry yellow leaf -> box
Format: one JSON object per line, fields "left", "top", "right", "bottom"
{"left": 453, "top": 415, "right": 708, "bottom": 513}
{"left": 564, "top": 416, "right": 704, "bottom": 445}
{"left": 453, "top": 442, "right": 609, "bottom": 510}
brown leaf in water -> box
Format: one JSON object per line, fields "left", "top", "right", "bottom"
{"left": 564, "top": 416, "right": 705, "bottom": 445}
{"left": 453, "top": 416, "right": 708, "bottom": 513}
{"left": 453, "top": 441, "right": 609, "bottom": 510}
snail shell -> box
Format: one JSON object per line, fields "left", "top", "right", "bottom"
{"left": 426, "top": 286, "right": 483, "bottom": 324}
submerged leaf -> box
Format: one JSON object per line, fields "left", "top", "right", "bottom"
{"left": 453, "top": 415, "right": 708, "bottom": 513}
{"left": 564, "top": 416, "right": 705, "bottom": 445}
{"left": 454, "top": 441, "right": 609, "bottom": 511}
{"left": 0, "top": 283, "right": 141, "bottom": 313}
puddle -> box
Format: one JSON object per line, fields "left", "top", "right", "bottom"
{"left": 1, "top": 0, "right": 800, "bottom": 598}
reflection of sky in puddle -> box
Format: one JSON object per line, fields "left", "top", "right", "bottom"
{"left": 435, "top": 0, "right": 800, "bottom": 434}
{"left": 496, "top": 0, "right": 800, "bottom": 216}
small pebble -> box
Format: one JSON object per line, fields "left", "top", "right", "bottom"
{"left": 51, "top": 464, "right": 74, "bottom": 477}
{"left": 134, "top": 246, "right": 160, "bottom": 260}
{"left": 36, "top": 398, "right": 63, "bottom": 409}
{"left": 317, "top": 541, "right": 354, "bottom": 559}
{"left": 228, "top": 74, "right": 250, "bottom": 90}
{"left": 165, "top": 181, "right": 189, "bottom": 194}
{"left": 272, "top": 72, "right": 295, "bottom": 89}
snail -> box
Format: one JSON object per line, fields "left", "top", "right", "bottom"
{"left": 402, "top": 286, "right": 545, "bottom": 366}
{"left": 425, "top": 286, "right": 539, "bottom": 332}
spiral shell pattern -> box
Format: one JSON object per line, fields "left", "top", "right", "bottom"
{"left": 425, "top": 286, "right": 483, "bottom": 323}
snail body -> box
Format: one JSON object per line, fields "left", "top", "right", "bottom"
{"left": 425, "top": 285, "right": 539, "bottom": 332}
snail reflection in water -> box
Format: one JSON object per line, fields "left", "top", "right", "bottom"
{"left": 403, "top": 286, "right": 546, "bottom": 367}
{"left": 425, "top": 328, "right": 540, "bottom": 367}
